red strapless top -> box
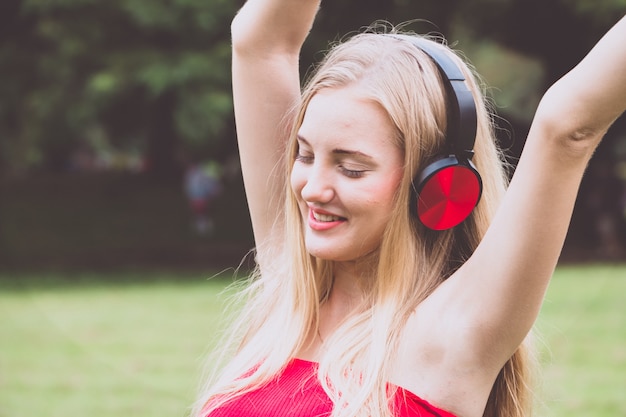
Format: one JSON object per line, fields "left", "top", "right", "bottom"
{"left": 204, "top": 358, "right": 456, "bottom": 417}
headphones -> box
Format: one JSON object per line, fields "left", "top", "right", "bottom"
{"left": 395, "top": 36, "right": 483, "bottom": 231}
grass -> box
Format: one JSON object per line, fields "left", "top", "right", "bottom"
{"left": 535, "top": 264, "right": 626, "bottom": 416}
{"left": 1, "top": 264, "right": 625, "bottom": 417}
{"left": 0, "top": 270, "right": 239, "bottom": 417}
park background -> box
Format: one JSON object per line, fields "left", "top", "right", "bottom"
{"left": 0, "top": 0, "right": 625, "bottom": 416}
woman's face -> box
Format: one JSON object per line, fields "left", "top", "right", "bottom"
{"left": 290, "top": 86, "right": 404, "bottom": 262}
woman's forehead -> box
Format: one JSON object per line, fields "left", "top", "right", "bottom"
{"left": 299, "top": 87, "right": 398, "bottom": 150}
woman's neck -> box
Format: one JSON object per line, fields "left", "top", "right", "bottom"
{"left": 318, "top": 254, "right": 378, "bottom": 337}
{"left": 331, "top": 250, "right": 378, "bottom": 298}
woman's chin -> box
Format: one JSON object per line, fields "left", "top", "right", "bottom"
{"left": 305, "top": 243, "right": 377, "bottom": 263}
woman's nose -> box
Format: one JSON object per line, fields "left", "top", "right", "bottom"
{"left": 300, "top": 165, "right": 335, "bottom": 203}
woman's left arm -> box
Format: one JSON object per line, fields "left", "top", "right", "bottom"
{"left": 444, "top": 15, "right": 626, "bottom": 361}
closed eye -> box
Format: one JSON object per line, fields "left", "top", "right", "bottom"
{"left": 339, "top": 166, "right": 366, "bottom": 178}
{"left": 295, "top": 152, "right": 314, "bottom": 164}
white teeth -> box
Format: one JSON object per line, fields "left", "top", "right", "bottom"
{"left": 313, "top": 212, "right": 341, "bottom": 222}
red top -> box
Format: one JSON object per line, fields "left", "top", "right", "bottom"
{"left": 204, "top": 358, "right": 457, "bottom": 417}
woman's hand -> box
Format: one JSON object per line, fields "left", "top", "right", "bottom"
{"left": 232, "top": 0, "right": 321, "bottom": 57}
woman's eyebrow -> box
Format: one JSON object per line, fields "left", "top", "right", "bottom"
{"left": 331, "top": 147, "right": 375, "bottom": 162}
{"left": 297, "top": 135, "right": 375, "bottom": 161}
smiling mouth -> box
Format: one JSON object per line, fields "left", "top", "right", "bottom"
{"left": 312, "top": 211, "right": 345, "bottom": 222}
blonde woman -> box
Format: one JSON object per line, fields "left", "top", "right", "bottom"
{"left": 193, "top": 1, "right": 626, "bottom": 416}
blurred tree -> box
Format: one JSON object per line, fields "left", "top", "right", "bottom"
{"left": 0, "top": 0, "right": 623, "bottom": 264}
{"left": 0, "top": 0, "right": 623, "bottom": 183}
{"left": 0, "top": 0, "right": 237, "bottom": 178}
{"left": 304, "top": 0, "right": 463, "bottom": 74}
{"left": 458, "top": 0, "right": 624, "bottom": 91}
{"left": 456, "top": 0, "right": 626, "bottom": 247}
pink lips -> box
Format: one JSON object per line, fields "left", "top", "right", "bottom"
{"left": 308, "top": 208, "right": 346, "bottom": 231}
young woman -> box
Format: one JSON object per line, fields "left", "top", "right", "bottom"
{"left": 193, "top": 1, "right": 626, "bottom": 416}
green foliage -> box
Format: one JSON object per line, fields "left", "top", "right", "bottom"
{"left": 565, "top": 0, "right": 626, "bottom": 25}
{"left": 1, "top": 0, "right": 624, "bottom": 176}
{"left": 0, "top": 0, "right": 237, "bottom": 175}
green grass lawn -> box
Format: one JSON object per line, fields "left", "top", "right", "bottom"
{"left": 1, "top": 265, "right": 624, "bottom": 417}
{"left": 0, "top": 270, "right": 238, "bottom": 417}
{"left": 535, "top": 264, "right": 626, "bottom": 417}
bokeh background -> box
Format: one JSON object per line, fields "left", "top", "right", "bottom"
{"left": 1, "top": 0, "right": 625, "bottom": 269}
{"left": 0, "top": 1, "right": 625, "bottom": 416}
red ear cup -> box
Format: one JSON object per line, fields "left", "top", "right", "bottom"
{"left": 414, "top": 156, "right": 482, "bottom": 230}
{"left": 392, "top": 36, "right": 482, "bottom": 230}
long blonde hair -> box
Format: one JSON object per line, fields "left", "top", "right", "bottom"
{"left": 195, "top": 28, "right": 535, "bottom": 417}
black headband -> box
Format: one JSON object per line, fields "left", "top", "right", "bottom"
{"left": 389, "top": 35, "right": 478, "bottom": 160}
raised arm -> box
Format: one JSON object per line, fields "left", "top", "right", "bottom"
{"left": 231, "top": 0, "right": 321, "bottom": 253}
{"left": 441, "top": 16, "right": 626, "bottom": 361}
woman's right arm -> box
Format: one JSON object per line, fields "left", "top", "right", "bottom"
{"left": 231, "top": 0, "right": 321, "bottom": 254}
